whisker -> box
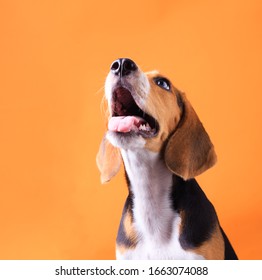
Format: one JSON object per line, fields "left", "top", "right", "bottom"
{"left": 100, "top": 95, "right": 108, "bottom": 116}
{"left": 95, "top": 85, "right": 105, "bottom": 95}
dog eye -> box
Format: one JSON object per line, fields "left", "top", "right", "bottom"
{"left": 154, "top": 78, "right": 171, "bottom": 91}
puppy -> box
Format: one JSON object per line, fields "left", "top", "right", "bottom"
{"left": 97, "top": 58, "right": 238, "bottom": 260}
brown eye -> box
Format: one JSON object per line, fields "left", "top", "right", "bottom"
{"left": 154, "top": 78, "right": 171, "bottom": 91}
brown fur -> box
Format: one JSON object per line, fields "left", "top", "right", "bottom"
{"left": 164, "top": 93, "right": 217, "bottom": 180}
{"left": 144, "top": 72, "right": 182, "bottom": 152}
{"left": 96, "top": 136, "right": 121, "bottom": 183}
{"left": 123, "top": 211, "right": 138, "bottom": 246}
{"left": 116, "top": 210, "right": 138, "bottom": 256}
{"left": 189, "top": 224, "right": 225, "bottom": 259}
{"left": 116, "top": 244, "right": 129, "bottom": 254}
{"left": 179, "top": 210, "right": 224, "bottom": 259}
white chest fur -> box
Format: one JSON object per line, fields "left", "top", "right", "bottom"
{"left": 117, "top": 149, "right": 204, "bottom": 260}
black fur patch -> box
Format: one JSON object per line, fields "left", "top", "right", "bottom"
{"left": 116, "top": 195, "right": 137, "bottom": 247}
{"left": 220, "top": 227, "right": 238, "bottom": 259}
{"left": 170, "top": 176, "right": 218, "bottom": 249}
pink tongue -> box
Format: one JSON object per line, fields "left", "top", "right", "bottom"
{"left": 108, "top": 116, "right": 144, "bottom": 133}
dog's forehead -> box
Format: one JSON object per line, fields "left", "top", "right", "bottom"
{"left": 145, "top": 70, "right": 159, "bottom": 77}
{"left": 145, "top": 70, "right": 172, "bottom": 83}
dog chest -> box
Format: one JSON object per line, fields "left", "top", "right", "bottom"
{"left": 116, "top": 215, "right": 204, "bottom": 260}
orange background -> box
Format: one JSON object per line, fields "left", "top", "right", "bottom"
{"left": 0, "top": 0, "right": 261, "bottom": 259}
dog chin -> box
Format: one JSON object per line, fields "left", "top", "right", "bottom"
{"left": 106, "top": 131, "right": 146, "bottom": 150}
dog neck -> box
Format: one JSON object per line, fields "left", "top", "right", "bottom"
{"left": 121, "top": 148, "right": 176, "bottom": 241}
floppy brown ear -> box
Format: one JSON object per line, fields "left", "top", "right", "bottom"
{"left": 165, "top": 94, "right": 217, "bottom": 180}
{"left": 96, "top": 135, "right": 122, "bottom": 184}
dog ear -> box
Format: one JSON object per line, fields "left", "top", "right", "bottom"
{"left": 164, "top": 94, "right": 217, "bottom": 180}
{"left": 96, "top": 135, "right": 121, "bottom": 184}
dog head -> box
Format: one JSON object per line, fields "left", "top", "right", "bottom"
{"left": 97, "top": 58, "right": 217, "bottom": 183}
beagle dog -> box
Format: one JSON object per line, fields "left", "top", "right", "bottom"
{"left": 96, "top": 58, "right": 238, "bottom": 260}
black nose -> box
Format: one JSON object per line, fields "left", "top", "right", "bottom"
{"left": 110, "top": 58, "right": 137, "bottom": 77}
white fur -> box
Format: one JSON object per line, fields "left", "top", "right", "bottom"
{"left": 106, "top": 131, "right": 146, "bottom": 150}
{"left": 117, "top": 148, "right": 204, "bottom": 260}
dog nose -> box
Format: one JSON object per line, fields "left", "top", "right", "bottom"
{"left": 110, "top": 58, "right": 137, "bottom": 77}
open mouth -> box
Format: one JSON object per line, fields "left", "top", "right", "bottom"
{"left": 108, "top": 86, "right": 159, "bottom": 138}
